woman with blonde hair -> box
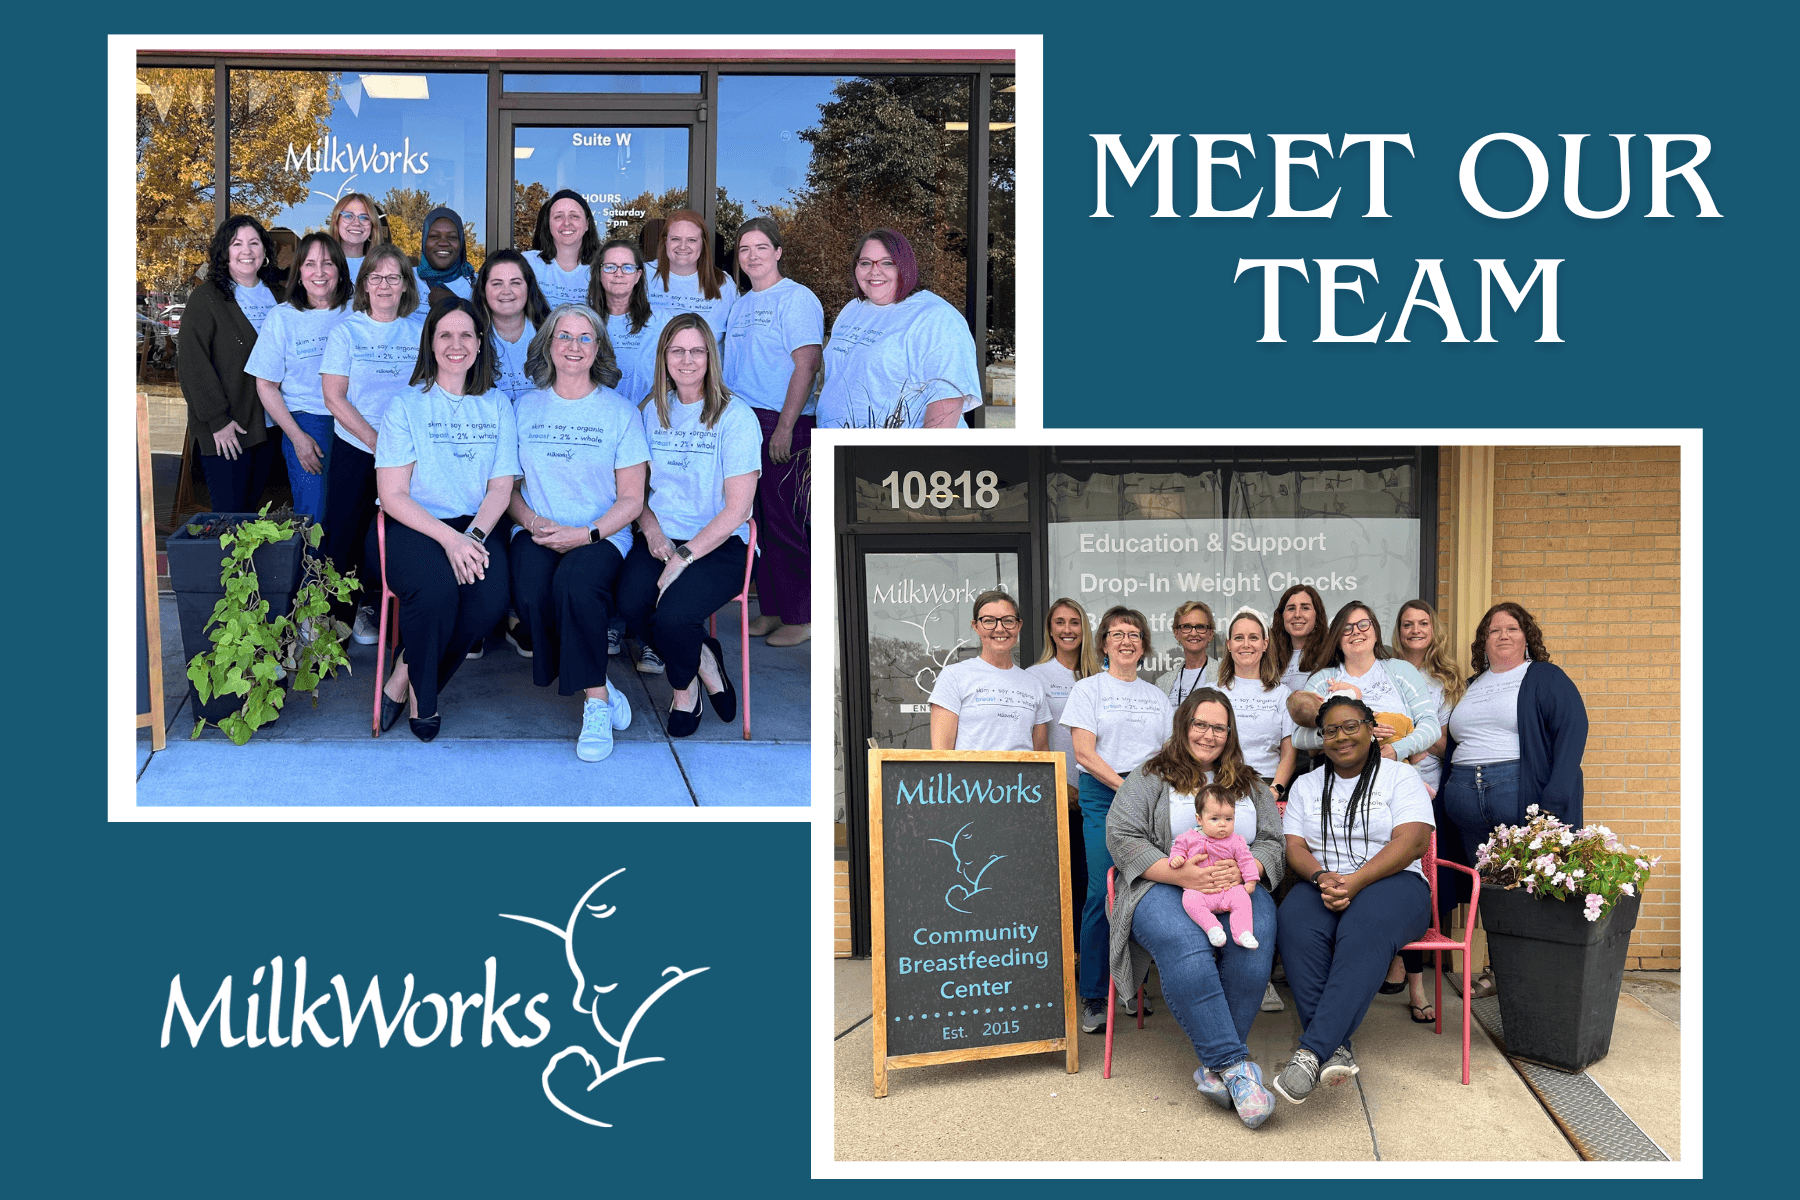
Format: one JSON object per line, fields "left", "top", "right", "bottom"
{"left": 644, "top": 208, "right": 737, "bottom": 338}
{"left": 1028, "top": 598, "right": 1102, "bottom": 802}
{"left": 327, "top": 192, "right": 383, "bottom": 280}
{"left": 614, "top": 313, "right": 760, "bottom": 736}
{"left": 1155, "top": 599, "right": 1219, "bottom": 707}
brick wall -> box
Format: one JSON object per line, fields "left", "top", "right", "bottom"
{"left": 835, "top": 858, "right": 851, "bottom": 957}
{"left": 1472, "top": 447, "right": 1681, "bottom": 970}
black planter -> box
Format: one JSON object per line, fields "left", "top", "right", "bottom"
{"left": 1482, "top": 885, "right": 1641, "bottom": 1072}
{"left": 166, "top": 513, "right": 305, "bottom": 723}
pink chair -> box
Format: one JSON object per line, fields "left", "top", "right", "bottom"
{"left": 1401, "top": 830, "right": 1483, "bottom": 1084}
{"left": 1102, "top": 866, "right": 1145, "bottom": 1079}
{"left": 369, "top": 511, "right": 400, "bottom": 737}
{"left": 706, "top": 518, "right": 758, "bottom": 741}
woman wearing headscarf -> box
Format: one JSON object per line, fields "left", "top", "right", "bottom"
{"left": 417, "top": 206, "right": 475, "bottom": 305}
{"left": 816, "top": 228, "right": 982, "bottom": 430}
{"left": 177, "top": 215, "right": 284, "bottom": 513}
{"left": 722, "top": 217, "right": 822, "bottom": 648}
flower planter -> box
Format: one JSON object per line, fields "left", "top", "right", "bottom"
{"left": 166, "top": 513, "right": 304, "bottom": 723}
{"left": 1481, "top": 885, "right": 1641, "bottom": 1072}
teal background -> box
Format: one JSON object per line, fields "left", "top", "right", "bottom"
{"left": 11, "top": 0, "right": 1774, "bottom": 1188}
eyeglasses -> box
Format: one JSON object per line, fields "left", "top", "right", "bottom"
{"left": 599, "top": 263, "right": 640, "bottom": 275}
{"left": 1341, "top": 618, "right": 1374, "bottom": 635}
{"left": 975, "top": 616, "right": 1021, "bottom": 630}
{"left": 1188, "top": 720, "right": 1229, "bottom": 737}
{"left": 1321, "top": 718, "right": 1371, "bottom": 737}
{"left": 856, "top": 258, "right": 897, "bottom": 271}
{"left": 338, "top": 212, "right": 372, "bottom": 225}
{"left": 1174, "top": 623, "right": 1213, "bottom": 634}
{"left": 366, "top": 274, "right": 403, "bottom": 287}
{"left": 666, "top": 346, "right": 708, "bottom": 361}
{"left": 554, "top": 332, "right": 596, "bottom": 345}
{"left": 1106, "top": 630, "right": 1143, "bottom": 643}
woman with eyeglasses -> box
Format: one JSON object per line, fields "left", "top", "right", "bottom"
{"left": 326, "top": 192, "right": 382, "bottom": 281}
{"left": 1061, "top": 606, "right": 1174, "bottom": 1038}
{"left": 1103, "top": 687, "right": 1285, "bottom": 1127}
{"left": 1438, "top": 602, "right": 1589, "bottom": 999}
{"left": 245, "top": 231, "right": 352, "bottom": 525}
{"left": 586, "top": 237, "right": 669, "bottom": 404}
{"left": 816, "top": 228, "right": 982, "bottom": 430}
{"left": 372, "top": 297, "right": 519, "bottom": 742}
{"left": 505, "top": 303, "right": 647, "bottom": 763}
{"left": 927, "top": 590, "right": 1051, "bottom": 752}
{"left": 1154, "top": 600, "right": 1220, "bottom": 706}
{"left": 643, "top": 208, "right": 737, "bottom": 339}
{"left": 177, "top": 215, "right": 283, "bottom": 514}
{"left": 533, "top": 190, "right": 601, "bottom": 310}
{"left": 1287, "top": 602, "right": 1442, "bottom": 769}
{"left": 614, "top": 313, "right": 759, "bottom": 737}
{"left": 473, "top": 249, "right": 551, "bottom": 404}
{"left": 1270, "top": 694, "right": 1434, "bottom": 1107}
{"left": 320, "top": 246, "right": 427, "bottom": 641}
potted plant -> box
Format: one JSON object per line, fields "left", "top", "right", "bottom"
{"left": 1476, "top": 805, "right": 1660, "bottom": 1072}
{"left": 173, "top": 507, "right": 359, "bottom": 744}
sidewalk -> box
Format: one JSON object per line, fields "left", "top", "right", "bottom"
{"left": 832, "top": 958, "right": 1680, "bottom": 1163}
{"left": 138, "top": 592, "right": 810, "bottom": 806}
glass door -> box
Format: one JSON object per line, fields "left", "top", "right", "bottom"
{"left": 499, "top": 108, "right": 705, "bottom": 252}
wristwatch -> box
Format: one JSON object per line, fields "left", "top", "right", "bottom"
{"left": 674, "top": 544, "right": 693, "bottom": 562}
{"left": 1310, "top": 869, "right": 1328, "bottom": 884}
{"left": 467, "top": 525, "right": 489, "bottom": 544}
{"left": 1271, "top": 782, "right": 1288, "bottom": 800}
{"left": 588, "top": 525, "right": 601, "bottom": 544}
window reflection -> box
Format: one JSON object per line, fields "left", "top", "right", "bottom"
{"left": 136, "top": 68, "right": 215, "bottom": 389}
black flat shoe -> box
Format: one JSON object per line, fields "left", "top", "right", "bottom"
{"left": 701, "top": 636, "right": 737, "bottom": 722}
{"left": 410, "top": 714, "right": 441, "bottom": 742}
{"left": 1378, "top": 979, "right": 1408, "bottom": 995}
{"left": 380, "top": 692, "right": 406, "bottom": 733}
{"left": 668, "top": 694, "right": 702, "bottom": 738}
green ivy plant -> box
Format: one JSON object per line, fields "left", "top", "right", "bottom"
{"left": 185, "top": 507, "right": 360, "bottom": 745}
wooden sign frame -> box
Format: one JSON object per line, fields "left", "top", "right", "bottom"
{"left": 868, "top": 749, "right": 1076, "bottom": 1097}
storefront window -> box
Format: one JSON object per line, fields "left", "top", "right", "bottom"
{"left": 502, "top": 74, "right": 700, "bottom": 93}
{"left": 136, "top": 67, "right": 215, "bottom": 388}
{"left": 512, "top": 125, "right": 689, "bottom": 251}
{"left": 228, "top": 71, "right": 488, "bottom": 275}
{"left": 717, "top": 74, "right": 971, "bottom": 336}
{"left": 986, "top": 75, "right": 1016, "bottom": 381}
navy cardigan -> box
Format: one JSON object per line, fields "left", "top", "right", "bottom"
{"left": 1445, "top": 660, "right": 1588, "bottom": 826}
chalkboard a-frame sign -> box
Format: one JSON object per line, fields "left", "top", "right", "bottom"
{"left": 869, "top": 749, "right": 1076, "bottom": 1096}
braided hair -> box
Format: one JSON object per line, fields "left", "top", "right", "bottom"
{"left": 1316, "top": 693, "right": 1382, "bottom": 872}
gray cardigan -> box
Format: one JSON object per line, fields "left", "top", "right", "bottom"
{"left": 1103, "top": 769, "right": 1286, "bottom": 997}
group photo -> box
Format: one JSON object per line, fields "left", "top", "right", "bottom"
{"left": 124, "top": 40, "right": 1024, "bottom": 806}
{"left": 826, "top": 439, "right": 1689, "bottom": 1163}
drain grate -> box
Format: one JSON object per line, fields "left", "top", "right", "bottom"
{"left": 1470, "top": 995, "right": 1668, "bottom": 1161}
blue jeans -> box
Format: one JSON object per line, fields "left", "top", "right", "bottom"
{"left": 280, "top": 411, "right": 335, "bottom": 523}
{"left": 1278, "top": 873, "right": 1430, "bottom": 1060}
{"left": 1130, "top": 882, "right": 1276, "bottom": 1072}
{"left": 1077, "top": 774, "right": 1117, "bottom": 1001}
{"left": 1441, "top": 759, "right": 1523, "bottom": 863}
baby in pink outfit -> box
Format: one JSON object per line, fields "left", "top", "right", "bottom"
{"left": 1168, "top": 785, "right": 1262, "bottom": 949}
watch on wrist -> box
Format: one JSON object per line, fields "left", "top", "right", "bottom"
{"left": 588, "top": 525, "right": 601, "bottom": 544}
{"left": 1311, "top": 869, "right": 1327, "bottom": 884}
{"left": 674, "top": 544, "right": 693, "bottom": 562}
{"left": 1272, "top": 783, "right": 1288, "bottom": 799}
{"left": 467, "top": 525, "right": 488, "bottom": 544}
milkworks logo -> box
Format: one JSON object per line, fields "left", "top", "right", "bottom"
{"left": 158, "top": 869, "right": 708, "bottom": 1128}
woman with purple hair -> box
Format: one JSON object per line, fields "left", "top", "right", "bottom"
{"left": 816, "top": 229, "right": 983, "bottom": 429}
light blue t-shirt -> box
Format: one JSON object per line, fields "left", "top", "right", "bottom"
{"left": 643, "top": 262, "right": 738, "bottom": 340}
{"left": 514, "top": 386, "right": 651, "bottom": 557}
{"left": 723, "top": 277, "right": 823, "bottom": 416}
{"left": 817, "top": 290, "right": 983, "bottom": 429}
{"left": 375, "top": 383, "right": 521, "bottom": 520}
{"left": 536, "top": 258, "right": 591, "bottom": 310}
{"left": 642, "top": 395, "right": 761, "bottom": 544}
{"left": 345, "top": 255, "right": 365, "bottom": 282}
{"left": 605, "top": 310, "right": 670, "bottom": 404}
{"left": 441, "top": 276, "right": 474, "bottom": 301}
{"left": 491, "top": 320, "right": 537, "bottom": 403}
{"left": 234, "top": 281, "right": 278, "bottom": 333}
{"left": 320, "top": 311, "right": 426, "bottom": 455}
{"left": 244, "top": 302, "right": 350, "bottom": 417}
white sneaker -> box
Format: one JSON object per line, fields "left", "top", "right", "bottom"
{"left": 352, "top": 606, "right": 379, "bottom": 645}
{"left": 577, "top": 698, "right": 614, "bottom": 762}
{"left": 606, "top": 679, "right": 631, "bottom": 730}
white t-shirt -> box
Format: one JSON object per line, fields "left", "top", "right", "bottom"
{"left": 723, "top": 277, "right": 824, "bottom": 415}
{"left": 817, "top": 290, "right": 984, "bottom": 429}
{"left": 514, "top": 386, "right": 651, "bottom": 557}
{"left": 1025, "top": 659, "right": 1079, "bottom": 788}
{"left": 320, "top": 312, "right": 427, "bottom": 455}
{"left": 535, "top": 258, "right": 592, "bottom": 311}
{"left": 244, "top": 303, "right": 349, "bottom": 417}
{"left": 1449, "top": 663, "right": 1531, "bottom": 766}
{"left": 1220, "top": 676, "right": 1298, "bottom": 779}
{"left": 1169, "top": 776, "right": 1258, "bottom": 845}
{"left": 642, "top": 395, "right": 761, "bottom": 543}
{"left": 1312, "top": 660, "right": 1405, "bottom": 715}
{"left": 1281, "top": 647, "right": 1313, "bottom": 695}
{"left": 643, "top": 262, "right": 738, "bottom": 339}
{"left": 234, "top": 282, "right": 277, "bottom": 333}
{"left": 374, "top": 382, "right": 521, "bottom": 520}
{"left": 1060, "top": 673, "right": 1174, "bottom": 780}
{"left": 1284, "top": 757, "right": 1435, "bottom": 880}
{"left": 605, "top": 310, "right": 671, "bottom": 404}
{"left": 490, "top": 320, "right": 537, "bottom": 404}
{"left": 1156, "top": 660, "right": 1218, "bottom": 707}
{"left": 929, "top": 657, "right": 1053, "bottom": 753}
{"left": 1415, "top": 677, "right": 1451, "bottom": 791}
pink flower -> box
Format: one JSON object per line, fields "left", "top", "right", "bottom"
{"left": 1620, "top": 882, "right": 1635, "bottom": 897}
{"left": 1584, "top": 893, "right": 1604, "bottom": 922}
